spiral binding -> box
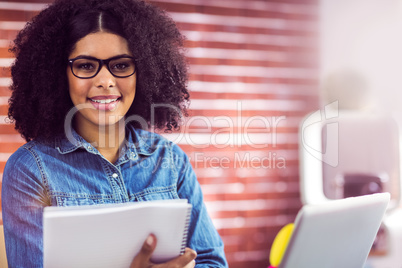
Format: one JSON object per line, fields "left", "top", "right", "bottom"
{"left": 180, "top": 205, "right": 192, "bottom": 254}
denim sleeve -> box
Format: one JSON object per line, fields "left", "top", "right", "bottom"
{"left": 2, "top": 147, "right": 49, "bottom": 268}
{"left": 172, "top": 143, "right": 228, "bottom": 267}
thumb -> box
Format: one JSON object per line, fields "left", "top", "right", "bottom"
{"left": 130, "top": 234, "right": 157, "bottom": 268}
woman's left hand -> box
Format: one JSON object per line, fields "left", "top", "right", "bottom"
{"left": 130, "top": 234, "right": 197, "bottom": 268}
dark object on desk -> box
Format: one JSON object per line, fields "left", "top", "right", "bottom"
{"left": 343, "top": 173, "right": 383, "bottom": 198}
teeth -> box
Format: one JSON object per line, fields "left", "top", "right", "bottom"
{"left": 91, "top": 98, "right": 118, "bottom": 104}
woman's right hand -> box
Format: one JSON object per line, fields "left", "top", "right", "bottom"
{"left": 130, "top": 234, "right": 197, "bottom": 268}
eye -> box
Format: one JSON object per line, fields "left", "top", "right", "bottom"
{"left": 112, "top": 63, "right": 128, "bottom": 70}
{"left": 72, "top": 59, "right": 98, "bottom": 73}
{"left": 79, "top": 63, "right": 94, "bottom": 70}
{"left": 110, "top": 58, "right": 135, "bottom": 73}
{"left": 77, "top": 62, "right": 95, "bottom": 71}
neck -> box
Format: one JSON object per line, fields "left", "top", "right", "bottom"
{"left": 73, "top": 118, "right": 126, "bottom": 164}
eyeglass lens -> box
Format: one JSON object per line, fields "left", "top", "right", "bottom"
{"left": 71, "top": 57, "right": 135, "bottom": 78}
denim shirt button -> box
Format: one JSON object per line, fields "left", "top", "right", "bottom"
{"left": 112, "top": 173, "right": 118, "bottom": 178}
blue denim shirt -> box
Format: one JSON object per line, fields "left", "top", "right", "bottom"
{"left": 2, "top": 126, "right": 228, "bottom": 267}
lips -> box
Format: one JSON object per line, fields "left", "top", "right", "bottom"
{"left": 91, "top": 98, "right": 118, "bottom": 104}
{"left": 88, "top": 95, "right": 121, "bottom": 111}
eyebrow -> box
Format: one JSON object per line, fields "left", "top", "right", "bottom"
{"left": 70, "top": 54, "right": 133, "bottom": 60}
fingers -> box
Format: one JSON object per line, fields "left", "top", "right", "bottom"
{"left": 183, "top": 248, "right": 197, "bottom": 262}
{"left": 182, "top": 248, "right": 197, "bottom": 268}
{"left": 157, "top": 247, "right": 197, "bottom": 268}
{"left": 130, "top": 235, "right": 197, "bottom": 268}
{"left": 130, "top": 234, "right": 157, "bottom": 268}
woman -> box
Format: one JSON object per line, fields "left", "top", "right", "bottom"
{"left": 2, "top": 0, "right": 228, "bottom": 267}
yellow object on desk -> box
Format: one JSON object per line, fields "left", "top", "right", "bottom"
{"left": 269, "top": 223, "right": 294, "bottom": 267}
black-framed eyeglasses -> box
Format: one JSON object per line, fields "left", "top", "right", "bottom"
{"left": 68, "top": 55, "right": 136, "bottom": 79}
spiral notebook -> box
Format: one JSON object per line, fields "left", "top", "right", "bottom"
{"left": 43, "top": 199, "right": 192, "bottom": 268}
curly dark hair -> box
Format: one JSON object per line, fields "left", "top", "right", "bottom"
{"left": 8, "top": 0, "right": 190, "bottom": 142}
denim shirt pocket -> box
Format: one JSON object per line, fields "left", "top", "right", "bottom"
{"left": 132, "top": 184, "right": 179, "bottom": 201}
{"left": 51, "top": 192, "right": 114, "bottom": 206}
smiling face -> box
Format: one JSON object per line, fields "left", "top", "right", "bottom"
{"left": 67, "top": 32, "right": 136, "bottom": 134}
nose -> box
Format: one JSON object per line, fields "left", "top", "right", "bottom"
{"left": 94, "top": 65, "right": 116, "bottom": 89}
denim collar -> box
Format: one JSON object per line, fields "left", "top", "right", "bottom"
{"left": 54, "top": 126, "right": 156, "bottom": 162}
